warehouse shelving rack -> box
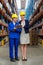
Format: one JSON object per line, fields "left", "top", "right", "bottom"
{"left": 29, "top": 0, "right": 43, "bottom": 45}
{"left": 0, "top": 0, "right": 13, "bottom": 46}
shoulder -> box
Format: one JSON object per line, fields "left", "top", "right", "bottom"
{"left": 19, "top": 20, "right": 21, "bottom": 24}
{"left": 8, "top": 22, "right": 13, "bottom": 26}
{"left": 25, "top": 20, "right": 29, "bottom": 24}
{"left": 9, "top": 22, "right": 13, "bottom": 24}
{"left": 25, "top": 20, "right": 30, "bottom": 26}
{"left": 16, "top": 21, "right": 20, "bottom": 24}
{"left": 25, "top": 20, "right": 29, "bottom": 22}
{"left": 19, "top": 20, "right": 21, "bottom": 22}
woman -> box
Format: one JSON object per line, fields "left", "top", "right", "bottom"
{"left": 19, "top": 11, "right": 30, "bottom": 61}
{"left": 8, "top": 14, "right": 22, "bottom": 62}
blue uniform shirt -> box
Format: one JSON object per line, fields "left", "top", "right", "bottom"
{"left": 8, "top": 21, "right": 22, "bottom": 39}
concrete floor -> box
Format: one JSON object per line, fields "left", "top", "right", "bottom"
{"left": 0, "top": 43, "right": 43, "bottom": 65}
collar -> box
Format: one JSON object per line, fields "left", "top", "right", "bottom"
{"left": 13, "top": 21, "right": 15, "bottom": 25}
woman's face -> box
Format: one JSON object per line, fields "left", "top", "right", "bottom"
{"left": 21, "top": 15, "right": 25, "bottom": 20}
{"left": 13, "top": 18, "right": 18, "bottom": 23}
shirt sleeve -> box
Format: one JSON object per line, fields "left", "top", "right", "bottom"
{"left": 8, "top": 23, "right": 15, "bottom": 32}
{"left": 24, "top": 20, "right": 30, "bottom": 29}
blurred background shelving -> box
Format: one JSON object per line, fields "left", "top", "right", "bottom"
{"left": 0, "top": 0, "right": 43, "bottom": 46}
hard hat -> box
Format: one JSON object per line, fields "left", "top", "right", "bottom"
{"left": 12, "top": 14, "right": 18, "bottom": 19}
{"left": 20, "top": 11, "right": 26, "bottom": 16}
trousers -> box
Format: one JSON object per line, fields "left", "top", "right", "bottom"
{"left": 9, "top": 38, "right": 19, "bottom": 59}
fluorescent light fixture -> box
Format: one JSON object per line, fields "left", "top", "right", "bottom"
{"left": 16, "top": 0, "right": 21, "bottom": 10}
{"left": 25, "top": 0, "right": 31, "bottom": 9}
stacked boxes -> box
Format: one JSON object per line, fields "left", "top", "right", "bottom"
{"left": 29, "top": 29, "right": 38, "bottom": 45}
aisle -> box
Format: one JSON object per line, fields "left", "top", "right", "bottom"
{"left": 0, "top": 43, "right": 43, "bottom": 65}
